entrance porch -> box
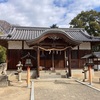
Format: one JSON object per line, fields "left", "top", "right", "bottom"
{"left": 26, "top": 29, "right": 81, "bottom": 78}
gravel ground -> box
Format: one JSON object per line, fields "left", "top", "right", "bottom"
{"left": 0, "top": 81, "right": 30, "bottom": 100}
{"left": 34, "top": 80, "right": 100, "bottom": 100}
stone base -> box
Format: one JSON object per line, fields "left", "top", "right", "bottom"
{"left": 0, "top": 75, "right": 8, "bottom": 87}
{"left": 31, "top": 70, "right": 37, "bottom": 79}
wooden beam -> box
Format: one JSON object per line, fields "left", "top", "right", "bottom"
{"left": 39, "top": 42, "right": 67, "bottom": 46}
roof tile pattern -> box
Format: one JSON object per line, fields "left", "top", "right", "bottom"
{"left": 1, "top": 26, "right": 100, "bottom": 42}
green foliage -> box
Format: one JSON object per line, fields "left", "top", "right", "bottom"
{"left": 70, "top": 10, "right": 100, "bottom": 36}
{"left": 0, "top": 45, "right": 6, "bottom": 63}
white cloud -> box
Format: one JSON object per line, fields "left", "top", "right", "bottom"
{"left": 0, "top": 0, "right": 100, "bottom": 28}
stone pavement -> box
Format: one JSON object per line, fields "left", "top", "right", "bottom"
{"left": 34, "top": 79, "right": 100, "bottom": 100}
{"left": 0, "top": 69, "right": 99, "bottom": 100}
{"left": 39, "top": 70, "right": 100, "bottom": 90}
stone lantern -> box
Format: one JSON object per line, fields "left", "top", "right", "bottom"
{"left": 82, "top": 53, "right": 97, "bottom": 85}
{"left": 21, "top": 52, "right": 35, "bottom": 88}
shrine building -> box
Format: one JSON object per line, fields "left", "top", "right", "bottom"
{"left": 0, "top": 20, "right": 100, "bottom": 77}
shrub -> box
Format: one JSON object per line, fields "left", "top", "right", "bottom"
{"left": 0, "top": 45, "right": 7, "bottom": 63}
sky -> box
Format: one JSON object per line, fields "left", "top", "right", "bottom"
{"left": 0, "top": 0, "right": 100, "bottom": 28}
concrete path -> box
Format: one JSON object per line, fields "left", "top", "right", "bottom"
{"left": 34, "top": 79, "right": 100, "bottom": 100}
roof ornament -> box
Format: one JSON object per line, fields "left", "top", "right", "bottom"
{"left": 7, "top": 34, "right": 12, "bottom": 38}
{"left": 50, "top": 24, "right": 59, "bottom": 28}
{"left": 48, "top": 35, "right": 60, "bottom": 40}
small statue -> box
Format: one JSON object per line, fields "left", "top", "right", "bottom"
{"left": 16, "top": 61, "right": 23, "bottom": 82}
{"left": 16, "top": 61, "right": 23, "bottom": 72}
{"left": 0, "top": 63, "right": 7, "bottom": 75}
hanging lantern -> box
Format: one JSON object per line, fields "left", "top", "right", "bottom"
{"left": 25, "top": 59, "right": 33, "bottom": 67}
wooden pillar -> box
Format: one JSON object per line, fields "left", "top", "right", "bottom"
{"left": 6, "top": 42, "right": 9, "bottom": 68}
{"left": 64, "top": 50, "right": 67, "bottom": 69}
{"left": 90, "top": 42, "right": 92, "bottom": 52}
{"left": 88, "top": 65, "right": 92, "bottom": 85}
{"left": 21, "top": 41, "right": 24, "bottom": 66}
{"left": 68, "top": 47, "right": 72, "bottom": 77}
{"left": 78, "top": 46, "right": 80, "bottom": 68}
{"left": 27, "top": 66, "right": 30, "bottom": 88}
{"left": 22, "top": 41, "right": 24, "bottom": 50}
{"left": 52, "top": 51, "right": 55, "bottom": 70}
{"left": 37, "top": 46, "right": 40, "bottom": 77}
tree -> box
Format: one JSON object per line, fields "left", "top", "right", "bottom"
{"left": 0, "top": 45, "right": 6, "bottom": 63}
{"left": 70, "top": 10, "right": 100, "bottom": 36}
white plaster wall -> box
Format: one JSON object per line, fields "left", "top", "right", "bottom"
{"left": 79, "top": 42, "right": 91, "bottom": 50}
{"left": 24, "top": 41, "right": 33, "bottom": 49}
{"left": 73, "top": 42, "right": 91, "bottom": 50}
{"left": 8, "top": 41, "right": 22, "bottom": 49}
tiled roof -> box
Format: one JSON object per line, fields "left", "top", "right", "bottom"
{"left": 0, "top": 25, "right": 100, "bottom": 42}
{"left": 82, "top": 52, "right": 100, "bottom": 59}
